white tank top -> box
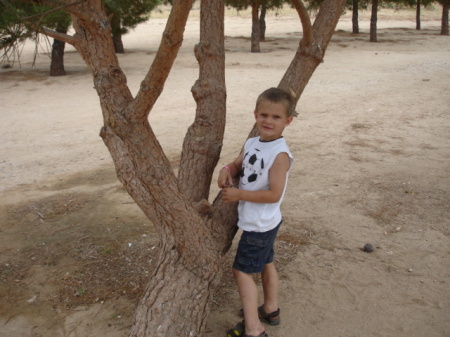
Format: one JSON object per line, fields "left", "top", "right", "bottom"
{"left": 238, "top": 136, "right": 294, "bottom": 232}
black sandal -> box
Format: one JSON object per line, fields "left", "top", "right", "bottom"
{"left": 226, "top": 321, "right": 268, "bottom": 337}
{"left": 239, "top": 306, "right": 281, "bottom": 326}
{"left": 258, "top": 305, "right": 280, "bottom": 326}
{"left": 227, "top": 321, "right": 245, "bottom": 337}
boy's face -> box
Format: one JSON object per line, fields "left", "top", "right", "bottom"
{"left": 254, "top": 100, "right": 293, "bottom": 141}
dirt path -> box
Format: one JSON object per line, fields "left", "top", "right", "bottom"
{"left": 1, "top": 7, "right": 449, "bottom": 337}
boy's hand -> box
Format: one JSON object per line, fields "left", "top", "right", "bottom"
{"left": 217, "top": 168, "right": 233, "bottom": 188}
{"left": 221, "top": 186, "right": 240, "bottom": 203}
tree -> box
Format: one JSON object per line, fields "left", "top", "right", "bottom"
{"left": 438, "top": 0, "right": 449, "bottom": 35}
{"left": 343, "top": 0, "right": 370, "bottom": 34}
{"left": 225, "top": 0, "right": 288, "bottom": 52}
{"left": 49, "top": 21, "right": 69, "bottom": 76}
{"left": 370, "top": 0, "right": 379, "bottom": 41}
{"left": 7, "top": 0, "right": 346, "bottom": 335}
{"left": 0, "top": 2, "right": 70, "bottom": 75}
{"left": 46, "top": 10, "right": 71, "bottom": 76}
{"left": 104, "top": 0, "right": 162, "bottom": 54}
{"left": 352, "top": 0, "right": 360, "bottom": 33}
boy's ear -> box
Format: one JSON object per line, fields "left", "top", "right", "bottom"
{"left": 254, "top": 110, "right": 258, "bottom": 119}
{"left": 285, "top": 116, "right": 294, "bottom": 126}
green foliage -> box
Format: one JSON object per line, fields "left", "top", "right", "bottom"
{"left": 224, "top": 0, "right": 288, "bottom": 12}
{"left": 0, "top": 1, "right": 70, "bottom": 63}
{"left": 103, "top": 0, "right": 162, "bottom": 36}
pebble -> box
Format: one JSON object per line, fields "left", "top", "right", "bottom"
{"left": 363, "top": 243, "right": 374, "bottom": 253}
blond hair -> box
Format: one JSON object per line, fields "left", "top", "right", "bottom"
{"left": 255, "top": 87, "right": 296, "bottom": 117}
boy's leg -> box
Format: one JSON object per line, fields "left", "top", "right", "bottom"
{"left": 233, "top": 268, "right": 266, "bottom": 336}
{"left": 261, "top": 262, "right": 279, "bottom": 314}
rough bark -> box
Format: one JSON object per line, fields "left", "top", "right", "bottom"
{"left": 178, "top": 0, "right": 226, "bottom": 204}
{"left": 251, "top": 1, "right": 260, "bottom": 52}
{"left": 370, "top": 0, "right": 378, "bottom": 42}
{"left": 280, "top": 0, "right": 346, "bottom": 105}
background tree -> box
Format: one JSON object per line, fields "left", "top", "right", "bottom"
{"left": 4, "top": 0, "right": 346, "bottom": 336}
{"left": 46, "top": 10, "right": 71, "bottom": 76}
{"left": 345, "top": 0, "right": 370, "bottom": 33}
{"left": 438, "top": 0, "right": 449, "bottom": 34}
{"left": 103, "top": 0, "right": 162, "bottom": 54}
{"left": 0, "top": 2, "right": 70, "bottom": 75}
{"left": 0, "top": 1, "right": 44, "bottom": 65}
{"left": 370, "top": 0, "right": 379, "bottom": 41}
{"left": 225, "top": 0, "right": 288, "bottom": 52}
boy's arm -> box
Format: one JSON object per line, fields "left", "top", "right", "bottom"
{"left": 217, "top": 149, "right": 244, "bottom": 188}
{"left": 222, "top": 152, "right": 290, "bottom": 204}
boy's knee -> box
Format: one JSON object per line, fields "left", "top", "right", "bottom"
{"left": 233, "top": 267, "right": 250, "bottom": 281}
{"left": 232, "top": 267, "right": 240, "bottom": 280}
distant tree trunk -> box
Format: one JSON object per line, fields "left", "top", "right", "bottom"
{"left": 50, "top": 23, "right": 68, "bottom": 76}
{"left": 111, "top": 14, "right": 125, "bottom": 53}
{"left": 251, "top": 1, "right": 261, "bottom": 52}
{"left": 352, "top": 0, "right": 359, "bottom": 34}
{"left": 441, "top": 1, "right": 449, "bottom": 35}
{"left": 259, "top": 4, "right": 266, "bottom": 41}
{"left": 370, "top": 0, "right": 378, "bottom": 42}
{"left": 113, "top": 32, "right": 125, "bottom": 54}
{"left": 416, "top": 0, "right": 421, "bottom": 30}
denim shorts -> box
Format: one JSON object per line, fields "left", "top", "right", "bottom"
{"left": 232, "top": 222, "right": 281, "bottom": 274}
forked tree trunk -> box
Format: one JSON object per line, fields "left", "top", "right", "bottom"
{"left": 251, "top": 1, "right": 260, "bottom": 52}
{"left": 370, "top": 0, "right": 378, "bottom": 42}
{"left": 44, "top": 0, "right": 347, "bottom": 336}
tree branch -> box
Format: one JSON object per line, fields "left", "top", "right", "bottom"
{"left": 130, "top": 0, "right": 195, "bottom": 121}
{"left": 178, "top": 0, "right": 226, "bottom": 203}
{"left": 291, "top": 0, "right": 313, "bottom": 47}
{"left": 41, "top": 27, "right": 76, "bottom": 45}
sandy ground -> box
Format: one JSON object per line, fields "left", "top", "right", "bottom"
{"left": 1, "top": 6, "right": 449, "bottom": 337}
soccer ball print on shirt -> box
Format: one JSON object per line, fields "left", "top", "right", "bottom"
{"left": 240, "top": 148, "right": 265, "bottom": 185}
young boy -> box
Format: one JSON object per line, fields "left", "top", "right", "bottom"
{"left": 218, "top": 87, "right": 295, "bottom": 337}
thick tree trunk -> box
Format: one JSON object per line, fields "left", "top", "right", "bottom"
{"left": 178, "top": 0, "right": 226, "bottom": 203}
{"left": 370, "top": 0, "right": 378, "bottom": 42}
{"left": 441, "top": 2, "right": 449, "bottom": 35}
{"left": 50, "top": 23, "right": 68, "bottom": 76}
{"left": 259, "top": 4, "right": 266, "bottom": 41}
{"left": 416, "top": 0, "right": 421, "bottom": 30}
{"left": 352, "top": 0, "right": 359, "bottom": 34}
{"left": 251, "top": 1, "right": 260, "bottom": 52}
{"left": 279, "top": 0, "right": 346, "bottom": 103}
